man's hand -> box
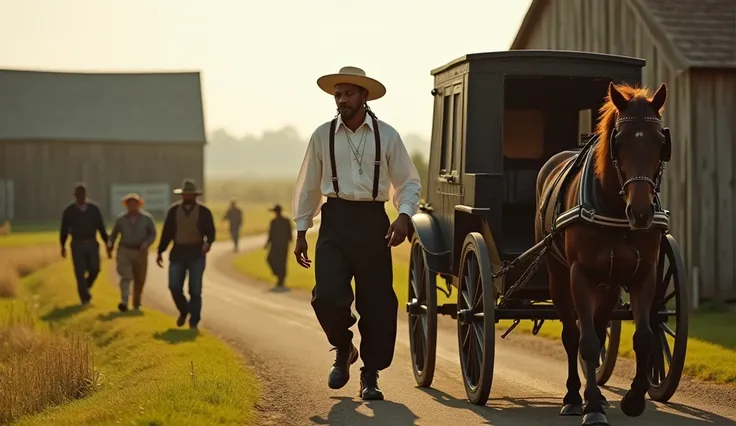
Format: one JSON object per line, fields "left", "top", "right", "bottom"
{"left": 156, "top": 253, "right": 164, "bottom": 268}
{"left": 293, "top": 236, "right": 311, "bottom": 268}
{"left": 202, "top": 242, "right": 211, "bottom": 255}
{"left": 140, "top": 242, "right": 149, "bottom": 252}
{"left": 385, "top": 213, "right": 411, "bottom": 247}
{"left": 60, "top": 246, "right": 66, "bottom": 259}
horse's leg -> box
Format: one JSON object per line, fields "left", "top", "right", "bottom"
{"left": 570, "top": 261, "right": 608, "bottom": 426}
{"left": 592, "top": 285, "right": 621, "bottom": 408}
{"left": 620, "top": 269, "right": 656, "bottom": 417}
{"left": 549, "top": 260, "right": 582, "bottom": 416}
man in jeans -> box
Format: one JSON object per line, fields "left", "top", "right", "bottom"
{"left": 107, "top": 193, "right": 157, "bottom": 312}
{"left": 156, "top": 180, "right": 215, "bottom": 330}
{"left": 59, "top": 183, "right": 110, "bottom": 305}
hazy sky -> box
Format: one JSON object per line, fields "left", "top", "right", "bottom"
{"left": 0, "top": 0, "right": 531, "bottom": 141}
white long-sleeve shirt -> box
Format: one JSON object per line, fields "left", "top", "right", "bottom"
{"left": 292, "top": 113, "right": 422, "bottom": 232}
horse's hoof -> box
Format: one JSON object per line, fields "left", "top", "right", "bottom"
{"left": 560, "top": 403, "right": 583, "bottom": 416}
{"left": 581, "top": 412, "right": 609, "bottom": 426}
{"left": 620, "top": 389, "right": 646, "bottom": 417}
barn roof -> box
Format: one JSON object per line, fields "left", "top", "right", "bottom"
{"left": 0, "top": 69, "right": 206, "bottom": 143}
{"left": 511, "top": 0, "right": 736, "bottom": 70}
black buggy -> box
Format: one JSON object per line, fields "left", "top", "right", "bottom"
{"left": 405, "top": 50, "right": 689, "bottom": 406}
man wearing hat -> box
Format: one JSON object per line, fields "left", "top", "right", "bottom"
{"left": 156, "top": 179, "right": 216, "bottom": 330}
{"left": 293, "top": 66, "right": 422, "bottom": 400}
{"left": 108, "top": 193, "right": 157, "bottom": 312}
{"left": 264, "top": 204, "right": 292, "bottom": 289}
{"left": 59, "top": 183, "right": 110, "bottom": 305}
{"left": 222, "top": 199, "right": 243, "bottom": 252}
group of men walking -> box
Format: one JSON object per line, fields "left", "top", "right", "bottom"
{"left": 60, "top": 64, "right": 422, "bottom": 402}
{"left": 59, "top": 180, "right": 293, "bottom": 330}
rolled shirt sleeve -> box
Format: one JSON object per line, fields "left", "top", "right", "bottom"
{"left": 292, "top": 130, "right": 324, "bottom": 232}
{"left": 386, "top": 130, "right": 422, "bottom": 218}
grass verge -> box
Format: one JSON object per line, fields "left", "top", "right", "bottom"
{"left": 2, "top": 254, "right": 259, "bottom": 425}
{"left": 234, "top": 227, "right": 736, "bottom": 388}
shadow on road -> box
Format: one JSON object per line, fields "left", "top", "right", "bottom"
{"left": 97, "top": 310, "right": 144, "bottom": 322}
{"left": 418, "top": 386, "right": 736, "bottom": 425}
{"left": 309, "top": 396, "right": 420, "bottom": 426}
{"left": 267, "top": 287, "right": 291, "bottom": 294}
{"left": 40, "top": 304, "right": 87, "bottom": 322}
{"left": 153, "top": 328, "right": 200, "bottom": 344}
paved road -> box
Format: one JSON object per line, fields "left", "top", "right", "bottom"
{"left": 142, "top": 235, "right": 736, "bottom": 426}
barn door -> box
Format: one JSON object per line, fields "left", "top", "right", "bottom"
{"left": 0, "top": 179, "right": 15, "bottom": 222}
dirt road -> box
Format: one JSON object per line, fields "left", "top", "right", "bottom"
{"left": 143, "top": 235, "right": 736, "bottom": 426}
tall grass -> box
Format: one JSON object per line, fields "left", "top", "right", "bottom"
{"left": 0, "top": 245, "right": 59, "bottom": 298}
{"left": 0, "top": 303, "right": 98, "bottom": 425}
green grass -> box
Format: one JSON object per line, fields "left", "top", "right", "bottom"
{"left": 5, "top": 260, "right": 259, "bottom": 426}
{"left": 233, "top": 214, "right": 736, "bottom": 388}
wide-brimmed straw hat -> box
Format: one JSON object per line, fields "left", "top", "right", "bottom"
{"left": 317, "top": 66, "right": 386, "bottom": 101}
{"left": 173, "top": 179, "right": 202, "bottom": 195}
{"left": 121, "top": 193, "right": 144, "bottom": 206}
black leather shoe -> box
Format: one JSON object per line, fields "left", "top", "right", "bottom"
{"left": 360, "top": 368, "right": 384, "bottom": 401}
{"left": 176, "top": 313, "right": 188, "bottom": 327}
{"left": 327, "top": 344, "right": 358, "bottom": 389}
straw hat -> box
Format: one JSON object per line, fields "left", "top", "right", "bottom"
{"left": 121, "top": 193, "right": 144, "bottom": 206}
{"left": 317, "top": 66, "right": 386, "bottom": 101}
{"left": 173, "top": 179, "right": 202, "bottom": 195}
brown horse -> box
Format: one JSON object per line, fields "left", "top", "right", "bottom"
{"left": 535, "top": 82, "right": 670, "bottom": 426}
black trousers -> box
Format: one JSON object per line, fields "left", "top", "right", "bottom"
{"left": 311, "top": 197, "right": 398, "bottom": 371}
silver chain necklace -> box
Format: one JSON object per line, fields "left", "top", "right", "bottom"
{"left": 344, "top": 126, "right": 369, "bottom": 174}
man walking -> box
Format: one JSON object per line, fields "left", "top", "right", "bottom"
{"left": 264, "top": 204, "right": 292, "bottom": 289}
{"left": 59, "top": 183, "right": 110, "bottom": 305}
{"left": 293, "top": 66, "right": 422, "bottom": 400}
{"left": 157, "top": 179, "right": 215, "bottom": 330}
{"left": 222, "top": 199, "right": 243, "bottom": 252}
{"left": 107, "top": 193, "right": 156, "bottom": 312}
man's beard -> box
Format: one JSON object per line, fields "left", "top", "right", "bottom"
{"left": 339, "top": 105, "right": 359, "bottom": 121}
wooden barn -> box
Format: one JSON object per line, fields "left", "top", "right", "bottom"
{"left": 510, "top": 0, "right": 736, "bottom": 306}
{"left": 0, "top": 68, "right": 206, "bottom": 223}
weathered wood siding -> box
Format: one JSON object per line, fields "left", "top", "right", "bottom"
{"left": 690, "top": 72, "right": 736, "bottom": 302}
{"left": 513, "top": 0, "right": 707, "bottom": 301}
{"left": 0, "top": 140, "right": 204, "bottom": 222}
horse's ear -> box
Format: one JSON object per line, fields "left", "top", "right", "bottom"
{"left": 650, "top": 83, "right": 667, "bottom": 115}
{"left": 609, "top": 82, "right": 628, "bottom": 112}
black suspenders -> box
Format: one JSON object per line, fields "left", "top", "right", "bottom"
{"left": 328, "top": 116, "right": 382, "bottom": 201}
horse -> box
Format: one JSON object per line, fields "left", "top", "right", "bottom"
{"left": 534, "top": 81, "right": 671, "bottom": 426}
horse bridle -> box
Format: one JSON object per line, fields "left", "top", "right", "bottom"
{"left": 609, "top": 115, "right": 672, "bottom": 197}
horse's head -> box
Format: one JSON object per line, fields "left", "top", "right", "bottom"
{"left": 607, "top": 82, "right": 670, "bottom": 230}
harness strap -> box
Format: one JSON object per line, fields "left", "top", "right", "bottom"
{"left": 370, "top": 116, "right": 381, "bottom": 201}
{"left": 328, "top": 118, "right": 339, "bottom": 197}
{"left": 327, "top": 115, "right": 383, "bottom": 201}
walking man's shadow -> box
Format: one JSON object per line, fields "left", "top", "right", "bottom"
{"left": 310, "top": 396, "right": 419, "bottom": 426}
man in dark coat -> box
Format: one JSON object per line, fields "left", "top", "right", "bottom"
{"left": 59, "top": 183, "right": 110, "bottom": 305}
{"left": 264, "top": 204, "right": 292, "bottom": 288}
{"left": 223, "top": 199, "right": 243, "bottom": 252}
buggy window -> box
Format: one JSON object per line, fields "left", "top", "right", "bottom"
{"left": 439, "top": 84, "right": 462, "bottom": 177}
{"left": 504, "top": 109, "right": 544, "bottom": 159}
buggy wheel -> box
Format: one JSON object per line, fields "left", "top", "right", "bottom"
{"left": 647, "top": 234, "right": 689, "bottom": 402}
{"left": 457, "top": 232, "right": 495, "bottom": 406}
{"left": 407, "top": 237, "right": 437, "bottom": 387}
{"left": 578, "top": 320, "right": 621, "bottom": 385}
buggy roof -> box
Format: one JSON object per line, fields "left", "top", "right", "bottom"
{"left": 431, "top": 50, "right": 646, "bottom": 76}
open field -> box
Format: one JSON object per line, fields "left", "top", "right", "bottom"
{"left": 233, "top": 212, "right": 736, "bottom": 388}
{"left": 0, "top": 245, "right": 259, "bottom": 425}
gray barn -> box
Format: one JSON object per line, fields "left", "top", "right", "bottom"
{"left": 511, "top": 0, "right": 736, "bottom": 305}
{"left": 0, "top": 69, "right": 206, "bottom": 223}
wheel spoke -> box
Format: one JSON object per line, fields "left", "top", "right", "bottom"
{"left": 663, "top": 290, "right": 676, "bottom": 305}
{"left": 658, "top": 327, "right": 673, "bottom": 366}
{"left": 461, "top": 288, "right": 472, "bottom": 309}
{"left": 662, "top": 323, "right": 676, "bottom": 339}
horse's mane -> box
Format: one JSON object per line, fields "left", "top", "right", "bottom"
{"left": 593, "top": 84, "right": 665, "bottom": 181}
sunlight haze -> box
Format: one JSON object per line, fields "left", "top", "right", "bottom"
{"left": 0, "top": 0, "right": 531, "bottom": 142}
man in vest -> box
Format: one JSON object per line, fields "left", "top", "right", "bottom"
{"left": 292, "top": 66, "right": 422, "bottom": 400}
{"left": 59, "top": 182, "right": 110, "bottom": 305}
{"left": 156, "top": 179, "right": 216, "bottom": 330}
{"left": 107, "top": 193, "right": 157, "bottom": 312}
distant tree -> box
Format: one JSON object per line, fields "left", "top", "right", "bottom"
{"left": 410, "top": 151, "right": 429, "bottom": 201}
